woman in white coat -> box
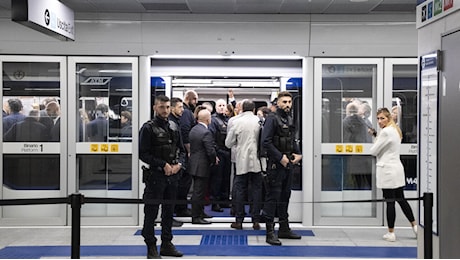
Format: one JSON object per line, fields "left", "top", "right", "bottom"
{"left": 369, "top": 107, "right": 417, "bottom": 242}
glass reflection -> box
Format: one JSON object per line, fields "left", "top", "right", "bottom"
{"left": 392, "top": 65, "right": 418, "bottom": 144}
{"left": 3, "top": 62, "right": 61, "bottom": 142}
{"left": 76, "top": 63, "right": 133, "bottom": 142}
{"left": 3, "top": 154, "right": 60, "bottom": 190}
{"left": 78, "top": 154, "right": 132, "bottom": 190}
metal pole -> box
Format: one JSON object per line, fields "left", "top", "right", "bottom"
{"left": 70, "top": 193, "right": 83, "bottom": 259}
{"left": 423, "top": 192, "right": 433, "bottom": 259}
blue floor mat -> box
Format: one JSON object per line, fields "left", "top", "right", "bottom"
{"left": 134, "top": 229, "right": 315, "bottom": 236}
{"left": 0, "top": 245, "right": 417, "bottom": 259}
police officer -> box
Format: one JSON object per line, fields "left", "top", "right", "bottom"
{"left": 260, "top": 91, "right": 302, "bottom": 246}
{"left": 209, "top": 98, "right": 232, "bottom": 212}
{"left": 139, "top": 95, "right": 186, "bottom": 258}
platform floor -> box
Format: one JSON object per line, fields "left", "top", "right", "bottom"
{"left": 0, "top": 223, "right": 417, "bottom": 259}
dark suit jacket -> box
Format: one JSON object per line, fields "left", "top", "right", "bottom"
{"left": 3, "top": 117, "right": 47, "bottom": 142}
{"left": 86, "top": 116, "right": 108, "bottom": 142}
{"left": 50, "top": 117, "right": 60, "bottom": 142}
{"left": 188, "top": 123, "right": 216, "bottom": 177}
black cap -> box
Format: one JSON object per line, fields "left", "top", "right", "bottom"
{"left": 271, "top": 98, "right": 278, "bottom": 105}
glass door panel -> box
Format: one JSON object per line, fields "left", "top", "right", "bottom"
{"left": 314, "top": 58, "right": 383, "bottom": 225}
{"left": 68, "top": 57, "right": 138, "bottom": 225}
{"left": 1, "top": 56, "right": 67, "bottom": 225}
{"left": 385, "top": 59, "right": 418, "bottom": 226}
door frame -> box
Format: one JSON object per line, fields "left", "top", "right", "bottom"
{"left": 0, "top": 55, "right": 68, "bottom": 225}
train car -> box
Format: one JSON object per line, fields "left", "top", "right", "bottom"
{"left": 0, "top": 1, "right": 419, "bottom": 228}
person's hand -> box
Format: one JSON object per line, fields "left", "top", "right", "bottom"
{"left": 280, "top": 154, "right": 290, "bottom": 168}
{"left": 171, "top": 164, "right": 181, "bottom": 175}
{"left": 163, "top": 163, "right": 173, "bottom": 176}
{"left": 290, "top": 153, "right": 302, "bottom": 164}
{"left": 228, "top": 89, "right": 234, "bottom": 98}
{"left": 368, "top": 128, "right": 377, "bottom": 137}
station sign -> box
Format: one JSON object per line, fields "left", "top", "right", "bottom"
{"left": 2, "top": 143, "right": 60, "bottom": 154}
{"left": 12, "top": 0, "right": 75, "bottom": 41}
{"left": 416, "top": 0, "right": 459, "bottom": 28}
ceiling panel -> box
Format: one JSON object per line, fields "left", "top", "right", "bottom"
{"left": 186, "top": 0, "right": 236, "bottom": 13}
{"left": 0, "top": 0, "right": 416, "bottom": 15}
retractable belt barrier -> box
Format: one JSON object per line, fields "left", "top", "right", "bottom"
{"left": 0, "top": 193, "right": 434, "bottom": 259}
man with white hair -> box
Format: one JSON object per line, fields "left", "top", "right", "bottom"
{"left": 208, "top": 98, "right": 232, "bottom": 212}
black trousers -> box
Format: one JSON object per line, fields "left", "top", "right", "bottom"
{"left": 382, "top": 186, "right": 415, "bottom": 229}
{"left": 142, "top": 172, "right": 178, "bottom": 244}
{"left": 191, "top": 175, "right": 209, "bottom": 218}
{"left": 261, "top": 161, "right": 292, "bottom": 223}
{"left": 175, "top": 169, "right": 192, "bottom": 212}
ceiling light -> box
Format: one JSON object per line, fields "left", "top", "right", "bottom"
{"left": 350, "top": 0, "right": 368, "bottom": 2}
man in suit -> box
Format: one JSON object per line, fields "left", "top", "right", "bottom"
{"left": 86, "top": 103, "right": 109, "bottom": 142}
{"left": 45, "top": 101, "right": 61, "bottom": 142}
{"left": 3, "top": 109, "right": 47, "bottom": 142}
{"left": 189, "top": 107, "right": 218, "bottom": 224}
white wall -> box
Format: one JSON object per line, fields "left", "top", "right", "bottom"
{"left": 0, "top": 13, "right": 417, "bottom": 57}
{"left": 417, "top": 9, "right": 460, "bottom": 259}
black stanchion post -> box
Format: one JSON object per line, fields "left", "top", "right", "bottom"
{"left": 70, "top": 193, "right": 83, "bottom": 259}
{"left": 423, "top": 192, "right": 433, "bottom": 259}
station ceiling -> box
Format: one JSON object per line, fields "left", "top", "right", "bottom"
{"left": 0, "top": 0, "right": 416, "bottom": 16}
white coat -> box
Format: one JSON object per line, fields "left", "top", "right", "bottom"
{"left": 225, "top": 111, "right": 261, "bottom": 175}
{"left": 369, "top": 126, "right": 406, "bottom": 189}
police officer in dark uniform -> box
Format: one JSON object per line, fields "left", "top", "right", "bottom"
{"left": 139, "top": 95, "right": 186, "bottom": 258}
{"left": 260, "top": 91, "right": 302, "bottom": 246}
{"left": 209, "top": 98, "right": 232, "bottom": 212}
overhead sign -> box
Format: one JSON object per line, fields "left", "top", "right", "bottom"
{"left": 12, "top": 0, "right": 75, "bottom": 41}
{"left": 416, "top": 0, "right": 459, "bottom": 28}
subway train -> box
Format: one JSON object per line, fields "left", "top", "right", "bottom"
{"left": 0, "top": 0, "right": 422, "bottom": 229}
{"left": 0, "top": 56, "right": 418, "bottom": 229}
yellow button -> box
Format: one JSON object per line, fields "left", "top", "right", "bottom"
{"left": 336, "top": 145, "right": 343, "bottom": 153}
{"left": 110, "top": 144, "right": 119, "bottom": 152}
{"left": 91, "top": 144, "right": 99, "bottom": 152}
{"left": 345, "top": 145, "right": 353, "bottom": 153}
{"left": 355, "top": 145, "right": 363, "bottom": 153}
{"left": 101, "top": 144, "right": 109, "bottom": 152}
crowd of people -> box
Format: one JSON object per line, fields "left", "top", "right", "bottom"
{"left": 138, "top": 90, "right": 303, "bottom": 258}
{"left": 3, "top": 98, "right": 61, "bottom": 142}
{"left": 2, "top": 97, "right": 132, "bottom": 143}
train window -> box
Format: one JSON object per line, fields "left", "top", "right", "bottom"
{"left": 76, "top": 63, "right": 133, "bottom": 142}
{"left": 2, "top": 61, "right": 62, "bottom": 195}
{"left": 3, "top": 62, "right": 61, "bottom": 142}
{"left": 392, "top": 64, "right": 417, "bottom": 144}
{"left": 321, "top": 64, "right": 375, "bottom": 143}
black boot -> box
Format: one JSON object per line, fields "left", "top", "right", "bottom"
{"left": 160, "top": 241, "right": 183, "bottom": 257}
{"left": 278, "top": 220, "right": 301, "bottom": 239}
{"left": 146, "top": 242, "right": 161, "bottom": 259}
{"left": 265, "top": 222, "right": 282, "bottom": 246}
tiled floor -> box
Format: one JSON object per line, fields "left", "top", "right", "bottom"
{"left": 0, "top": 223, "right": 417, "bottom": 259}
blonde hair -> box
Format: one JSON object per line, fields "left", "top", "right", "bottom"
{"left": 376, "top": 107, "right": 402, "bottom": 139}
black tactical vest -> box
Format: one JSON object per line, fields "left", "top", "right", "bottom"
{"left": 212, "top": 114, "right": 228, "bottom": 149}
{"left": 147, "top": 118, "right": 180, "bottom": 164}
{"left": 273, "top": 113, "right": 295, "bottom": 155}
